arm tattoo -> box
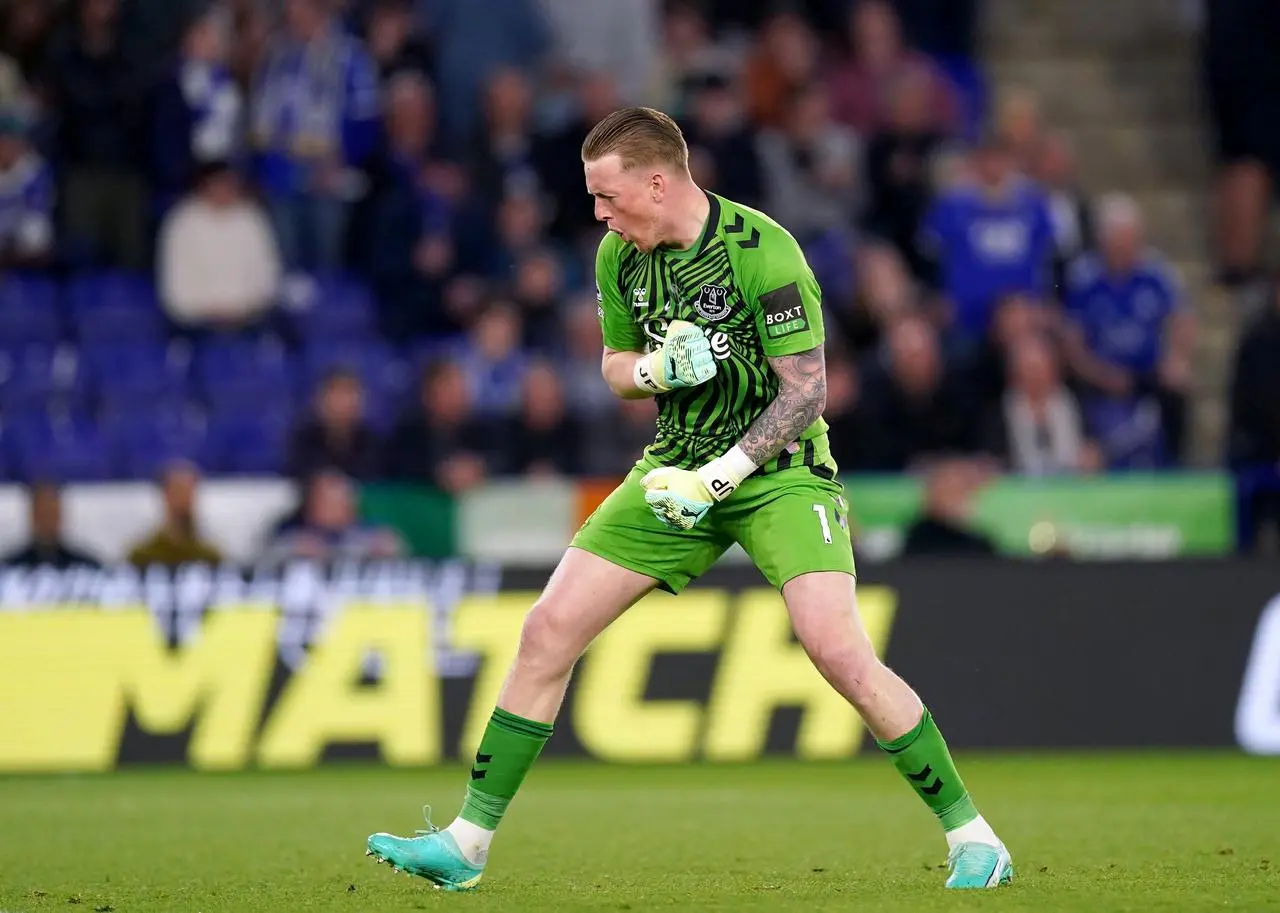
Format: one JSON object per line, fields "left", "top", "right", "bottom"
{"left": 738, "top": 346, "right": 827, "bottom": 466}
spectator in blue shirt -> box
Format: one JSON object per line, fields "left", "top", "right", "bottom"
{"left": 1064, "top": 193, "right": 1196, "bottom": 469}
{"left": 151, "top": 6, "right": 243, "bottom": 218}
{"left": 920, "top": 132, "right": 1054, "bottom": 345}
{"left": 250, "top": 0, "right": 381, "bottom": 273}
{"left": 0, "top": 106, "right": 53, "bottom": 268}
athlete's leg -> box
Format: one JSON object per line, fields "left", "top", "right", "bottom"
{"left": 782, "top": 571, "right": 1013, "bottom": 889}
{"left": 366, "top": 548, "right": 655, "bottom": 888}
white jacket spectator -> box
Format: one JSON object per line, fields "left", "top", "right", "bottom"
{"left": 158, "top": 162, "right": 282, "bottom": 329}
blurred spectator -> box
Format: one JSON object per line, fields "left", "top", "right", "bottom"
{"left": 427, "top": 0, "right": 550, "bottom": 153}
{"left": 286, "top": 366, "right": 382, "bottom": 481}
{"left": 534, "top": 70, "right": 621, "bottom": 245}
{"left": 363, "top": 72, "right": 460, "bottom": 339}
{"left": 265, "top": 469, "right": 404, "bottom": 562}
{"left": 1227, "top": 276, "right": 1280, "bottom": 551}
{"left": 498, "top": 360, "right": 583, "bottom": 477}
{"left": 469, "top": 67, "right": 541, "bottom": 211}
{"left": 536, "top": 0, "right": 658, "bottom": 106}
{"left": 481, "top": 190, "right": 546, "bottom": 282}
{"left": 0, "top": 0, "right": 55, "bottom": 98}
{"left": 250, "top": 0, "right": 380, "bottom": 272}
{"left": 561, "top": 293, "right": 616, "bottom": 420}
{"left": 656, "top": 0, "right": 738, "bottom": 120}
{"left": 827, "top": 0, "right": 958, "bottom": 137}
{"left": 900, "top": 458, "right": 997, "bottom": 556}
{"left": 831, "top": 245, "right": 915, "bottom": 355}
{"left": 46, "top": 0, "right": 149, "bottom": 270}
{"left": 384, "top": 359, "right": 497, "bottom": 492}
{"left": 1064, "top": 193, "right": 1195, "bottom": 468}
{"left": 512, "top": 249, "right": 566, "bottom": 353}
{"left": 756, "top": 82, "right": 860, "bottom": 247}
{"left": 127, "top": 461, "right": 223, "bottom": 567}
{"left": 985, "top": 335, "right": 1099, "bottom": 476}
{"left": 994, "top": 87, "right": 1044, "bottom": 176}
{"left": 861, "top": 315, "right": 983, "bottom": 470}
{"left": 454, "top": 301, "right": 529, "bottom": 418}
{"left": 1033, "top": 130, "right": 1094, "bottom": 295}
{"left": 158, "top": 161, "right": 282, "bottom": 332}
{"left": 681, "top": 71, "right": 764, "bottom": 208}
{"left": 822, "top": 354, "right": 873, "bottom": 471}
{"left": 967, "top": 292, "right": 1054, "bottom": 407}
{"left": 150, "top": 5, "right": 243, "bottom": 215}
{"left": 745, "top": 11, "right": 820, "bottom": 129}
{"left": 2, "top": 481, "right": 101, "bottom": 569}
{"left": 0, "top": 52, "right": 28, "bottom": 113}
{"left": 1228, "top": 275, "right": 1280, "bottom": 468}
{"left": 363, "top": 0, "right": 433, "bottom": 82}
{"left": 1202, "top": 0, "right": 1280, "bottom": 287}
{"left": 227, "top": 0, "right": 272, "bottom": 94}
{"left": 920, "top": 132, "right": 1054, "bottom": 343}
{"left": 0, "top": 107, "right": 54, "bottom": 268}
{"left": 861, "top": 67, "right": 948, "bottom": 279}
{"left": 582, "top": 397, "right": 657, "bottom": 478}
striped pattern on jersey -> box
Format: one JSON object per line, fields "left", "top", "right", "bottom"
{"left": 611, "top": 194, "right": 829, "bottom": 476}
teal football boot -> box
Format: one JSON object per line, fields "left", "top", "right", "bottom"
{"left": 944, "top": 841, "right": 1014, "bottom": 889}
{"left": 366, "top": 808, "right": 484, "bottom": 892}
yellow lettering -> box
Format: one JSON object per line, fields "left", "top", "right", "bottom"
{"left": 0, "top": 607, "right": 276, "bottom": 772}
{"left": 703, "top": 586, "right": 897, "bottom": 761}
{"left": 574, "top": 591, "right": 727, "bottom": 762}
{"left": 257, "top": 605, "right": 438, "bottom": 768}
{"left": 450, "top": 593, "right": 534, "bottom": 756}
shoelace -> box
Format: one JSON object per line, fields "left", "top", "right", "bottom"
{"left": 414, "top": 805, "right": 440, "bottom": 838}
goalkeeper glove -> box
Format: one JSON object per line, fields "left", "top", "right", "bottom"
{"left": 633, "top": 319, "right": 717, "bottom": 394}
{"left": 640, "top": 446, "right": 757, "bottom": 530}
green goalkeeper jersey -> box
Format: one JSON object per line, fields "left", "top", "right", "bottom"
{"left": 595, "top": 192, "right": 835, "bottom": 477}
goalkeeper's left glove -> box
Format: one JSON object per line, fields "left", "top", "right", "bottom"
{"left": 640, "top": 446, "right": 757, "bottom": 530}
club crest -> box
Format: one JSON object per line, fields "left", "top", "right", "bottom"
{"left": 692, "top": 284, "right": 732, "bottom": 322}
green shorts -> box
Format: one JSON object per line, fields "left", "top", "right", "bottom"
{"left": 570, "top": 459, "right": 856, "bottom": 594}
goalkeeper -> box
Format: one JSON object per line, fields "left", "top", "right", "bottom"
{"left": 367, "top": 107, "right": 1013, "bottom": 892}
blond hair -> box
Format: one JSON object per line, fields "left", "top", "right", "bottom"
{"left": 581, "top": 106, "right": 688, "bottom": 171}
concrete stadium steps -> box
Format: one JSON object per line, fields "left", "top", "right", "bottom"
{"left": 981, "top": 0, "right": 1228, "bottom": 467}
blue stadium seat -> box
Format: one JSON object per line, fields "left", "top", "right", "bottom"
{"left": 106, "top": 401, "right": 210, "bottom": 479}
{"left": 193, "top": 336, "right": 298, "bottom": 411}
{"left": 0, "top": 344, "right": 83, "bottom": 412}
{"left": 0, "top": 275, "right": 62, "bottom": 347}
{"left": 81, "top": 341, "right": 191, "bottom": 410}
{"left": 206, "top": 408, "right": 292, "bottom": 476}
{"left": 286, "top": 274, "right": 378, "bottom": 343}
{"left": 67, "top": 273, "right": 167, "bottom": 344}
{"left": 7, "top": 408, "right": 113, "bottom": 482}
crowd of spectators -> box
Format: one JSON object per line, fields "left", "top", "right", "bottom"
{"left": 0, "top": 0, "right": 1219, "bottom": 498}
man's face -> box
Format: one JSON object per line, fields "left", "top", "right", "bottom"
{"left": 585, "top": 153, "right": 664, "bottom": 252}
{"left": 30, "top": 486, "right": 61, "bottom": 542}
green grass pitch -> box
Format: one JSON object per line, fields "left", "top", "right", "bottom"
{"left": 1, "top": 753, "right": 1276, "bottom": 912}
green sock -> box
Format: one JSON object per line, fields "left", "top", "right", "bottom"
{"left": 458, "top": 708, "right": 554, "bottom": 830}
{"left": 876, "top": 707, "right": 978, "bottom": 831}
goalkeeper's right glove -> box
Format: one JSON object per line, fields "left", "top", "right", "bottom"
{"left": 633, "top": 319, "right": 717, "bottom": 394}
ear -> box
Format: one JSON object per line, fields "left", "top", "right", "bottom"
{"left": 650, "top": 171, "right": 666, "bottom": 202}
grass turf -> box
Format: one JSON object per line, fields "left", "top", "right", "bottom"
{"left": 0, "top": 753, "right": 1276, "bottom": 912}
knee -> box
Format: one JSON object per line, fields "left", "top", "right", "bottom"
{"left": 808, "top": 638, "right": 884, "bottom": 704}
{"left": 513, "top": 597, "right": 583, "bottom": 678}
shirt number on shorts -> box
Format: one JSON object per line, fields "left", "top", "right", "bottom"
{"left": 812, "top": 504, "right": 832, "bottom": 544}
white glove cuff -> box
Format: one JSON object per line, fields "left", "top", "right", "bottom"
{"left": 697, "top": 445, "right": 758, "bottom": 501}
{"left": 634, "top": 352, "right": 669, "bottom": 394}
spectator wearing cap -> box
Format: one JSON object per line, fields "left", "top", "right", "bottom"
{"left": 158, "top": 160, "right": 282, "bottom": 333}
{"left": 0, "top": 105, "right": 53, "bottom": 268}
{"left": 919, "top": 130, "right": 1055, "bottom": 346}
{"left": 250, "top": 0, "right": 380, "bottom": 272}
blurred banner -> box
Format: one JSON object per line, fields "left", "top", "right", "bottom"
{"left": 0, "top": 559, "right": 1275, "bottom": 773}
{"left": 0, "top": 472, "right": 1235, "bottom": 567}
